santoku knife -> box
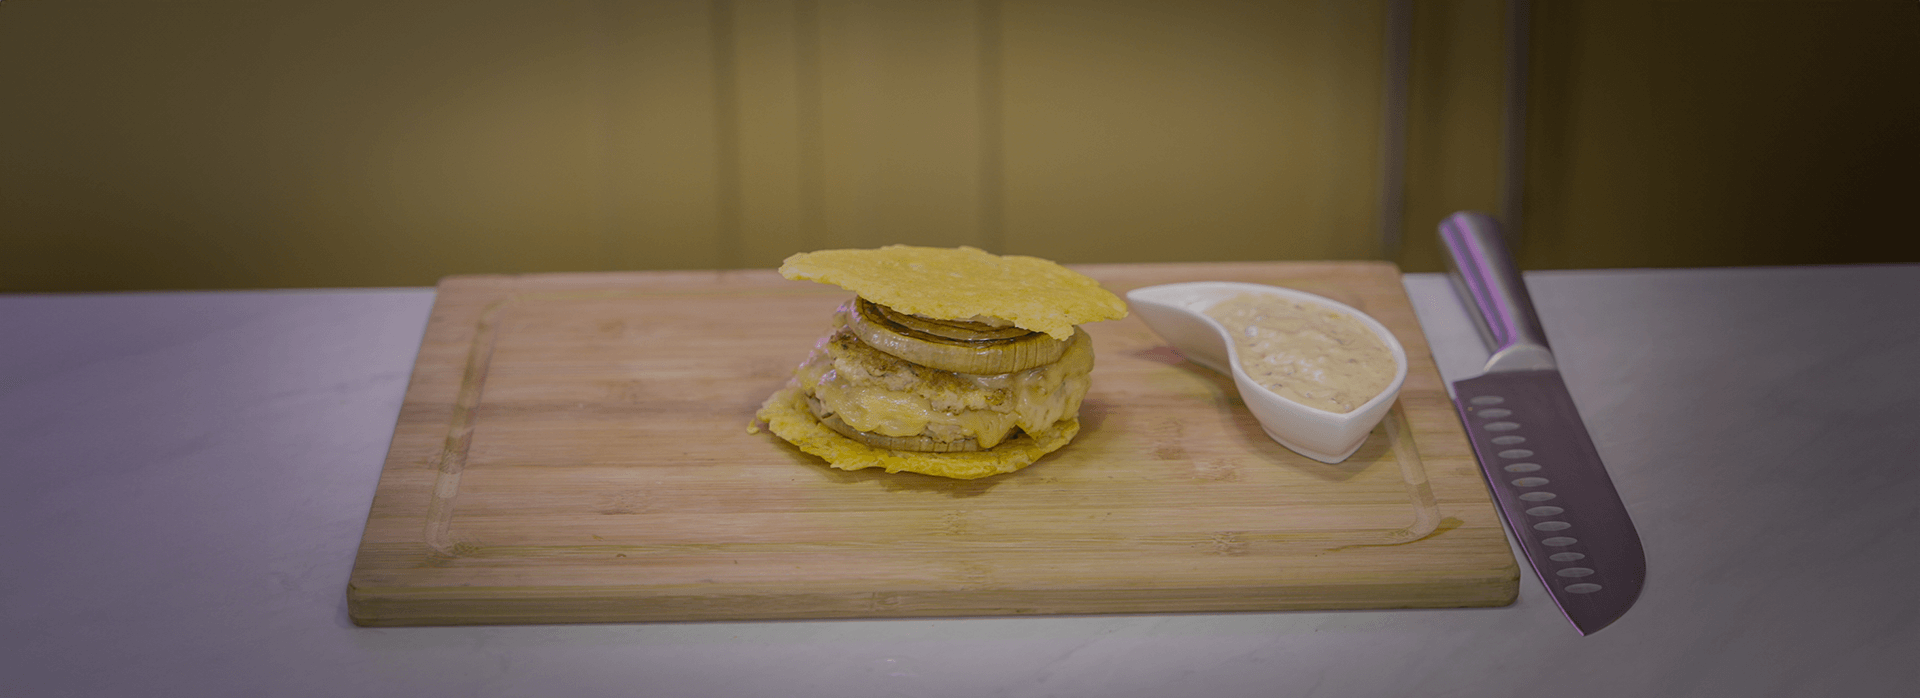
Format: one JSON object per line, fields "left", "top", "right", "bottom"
{"left": 1438, "top": 211, "right": 1646, "bottom": 635}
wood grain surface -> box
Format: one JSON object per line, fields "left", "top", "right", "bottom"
{"left": 347, "top": 261, "right": 1517, "bottom": 626}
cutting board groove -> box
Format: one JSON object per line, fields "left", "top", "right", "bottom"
{"left": 348, "top": 262, "right": 1517, "bottom": 625}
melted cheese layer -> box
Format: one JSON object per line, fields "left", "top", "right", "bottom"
{"left": 793, "top": 320, "right": 1093, "bottom": 449}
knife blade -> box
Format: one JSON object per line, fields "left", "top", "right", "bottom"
{"left": 1438, "top": 211, "right": 1646, "bottom": 635}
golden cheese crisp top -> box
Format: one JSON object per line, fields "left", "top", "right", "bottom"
{"left": 778, "top": 245, "right": 1127, "bottom": 340}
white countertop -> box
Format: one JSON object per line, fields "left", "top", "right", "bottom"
{"left": 3, "top": 266, "right": 1915, "bottom": 697}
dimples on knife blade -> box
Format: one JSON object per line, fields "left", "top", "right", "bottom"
{"left": 1455, "top": 370, "right": 1644, "bottom": 635}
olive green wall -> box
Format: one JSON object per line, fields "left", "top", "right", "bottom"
{"left": 2, "top": 1, "right": 1914, "bottom": 292}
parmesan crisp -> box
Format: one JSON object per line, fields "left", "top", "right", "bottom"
{"left": 778, "top": 245, "right": 1126, "bottom": 340}
{"left": 755, "top": 386, "right": 1080, "bottom": 480}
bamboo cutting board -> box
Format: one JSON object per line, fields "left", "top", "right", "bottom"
{"left": 348, "top": 261, "right": 1517, "bottom": 626}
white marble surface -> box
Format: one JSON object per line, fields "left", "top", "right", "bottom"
{"left": 2, "top": 267, "right": 1915, "bottom": 698}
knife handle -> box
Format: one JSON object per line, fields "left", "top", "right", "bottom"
{"left": 1438, "top": 211, "right": 1556, "bottom": 373}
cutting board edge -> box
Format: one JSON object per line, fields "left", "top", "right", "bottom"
{"left": 347, "top": 572, "right": 1519, "bottom": 627}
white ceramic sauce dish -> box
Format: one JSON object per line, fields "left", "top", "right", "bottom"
{"left": 1126, "top": 281, "right": 1408, "bottom": 464}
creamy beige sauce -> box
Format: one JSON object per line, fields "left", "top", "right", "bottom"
{"left": 1204, "top": 293, "right": 1394, "bottom": 414}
